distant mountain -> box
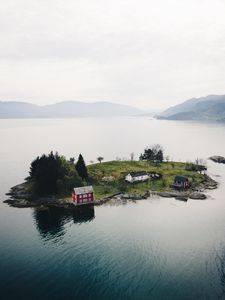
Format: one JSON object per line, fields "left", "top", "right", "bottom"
{"left": 0, "top": 101, "right": 142, "bottom": 118}
{"left": 157, "top": 95, "right": 225, "bottom": 122}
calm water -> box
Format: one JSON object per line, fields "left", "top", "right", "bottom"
{"left": 0, "top": 117, "right": 225, "bottom": 300}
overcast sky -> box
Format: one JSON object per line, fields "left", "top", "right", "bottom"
{"left": 1, "top": 0, "right": 225, "bottom": 109}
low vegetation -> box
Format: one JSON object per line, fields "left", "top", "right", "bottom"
{"left": 88, "top": 160, "right": 205, "bottom": 198}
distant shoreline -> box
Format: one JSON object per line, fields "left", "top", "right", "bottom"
{"left": 0, "top": 100, "right": 142, "bottom": 119}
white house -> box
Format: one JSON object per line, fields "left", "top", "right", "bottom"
{"left": 125, "top": 171, "right": 150, "bottom": 183}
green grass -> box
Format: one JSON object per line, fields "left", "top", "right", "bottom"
{"left": 87, "top": 160, "right": 205, "bottom": 198}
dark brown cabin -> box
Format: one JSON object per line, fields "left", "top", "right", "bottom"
{"left": 171, "top": 176, "right": 190, "bottom": 189}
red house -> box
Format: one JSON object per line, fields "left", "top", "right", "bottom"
{"left": 72, "top": 186, "right": 94, "bottom": 206}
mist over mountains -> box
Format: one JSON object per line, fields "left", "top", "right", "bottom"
{"left": 0, "top": 101, "right": 142, "bottom": 118}
{"left": 158, "top": 95, "right": 225, "bottom": 122}
{"left": 1, "top": 95, "right": 225, "bottom": 122}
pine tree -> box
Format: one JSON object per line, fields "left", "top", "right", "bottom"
{"left": 155, "top": 149, "right": 164, "bottom": 162}
{"left": 76, "top": 154, "right": 88, "bottom": 179}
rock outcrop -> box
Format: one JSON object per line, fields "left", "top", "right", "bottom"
{"left": 209, "top": 156, "right": 225, "bottom": 164}
{"left": 189, "top": 192, "right": 207, "bottom": 200}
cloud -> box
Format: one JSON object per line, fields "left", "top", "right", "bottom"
{"left": 1, "top": 0, "right": 225, "bottom": 108}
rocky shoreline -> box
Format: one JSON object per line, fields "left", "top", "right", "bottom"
{"left": 120, "top": 175, "right": 217, "bottom": 201}
{"left": 3, "top": 174, "right": 218, "bottom": 208}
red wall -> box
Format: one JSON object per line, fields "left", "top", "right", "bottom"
{"left": 72, "top": 192, "right": 94, "bottom": 205}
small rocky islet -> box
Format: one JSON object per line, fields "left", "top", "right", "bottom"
{"left": 209, "top": 156, "right": 225, "bottom": 164}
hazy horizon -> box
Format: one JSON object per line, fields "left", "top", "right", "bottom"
{"left": 1, "top": 0, "right": 225, "bottom": 109}
{"left": 0, "top": 94, "right": 223, "bottom": 112}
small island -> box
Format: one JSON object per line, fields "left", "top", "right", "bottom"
{"left": 4, "top": 146, "right": 218, "bottom": 208}
{"left": 209, "top": 156, "right": 225, "bottom": 164}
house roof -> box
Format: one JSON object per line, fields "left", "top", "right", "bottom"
{"left": 128, "top": 171, "right": 148, "bottom": 178}
{"left": 174, "top": 176, "right": 189, "bottom": 182}
{"left": 74, "top": 186, "right": 94, "bottom": 195}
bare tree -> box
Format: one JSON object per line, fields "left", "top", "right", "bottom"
{"left": 130, "top": 152, "right": 135, "bottom": 161}
{"left": 195, "top": 158, "right": 207, "bottom": 167}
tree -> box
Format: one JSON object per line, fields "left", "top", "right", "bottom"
{"left": 185, "top": 158, "right": 207, "bottom": 173}
{"left": 97, "top": 156, "right": 104, "bottom": 164}
{"left": 76, "top": 154, "right": 88, "bottom": 179}
{"left": 195, "top": 158, "right": 207, "bottom": 167}
{"left": 69, "top": 157, "right": 75, "bottom": 164}
{"left": 155, "top": 149, "right": 164, "bottom": 163}
{"left": 139, "top": 145, "right": 164, "bottom": 163}
{"left": 29, "top": 152, "right": 63, "bottom": 194}
{"left": 152, "top": 144, "right": 164, "bottom": 160}
{"left": 29, "top": 151, "right": 81, "bottom": 195}
{"left": 140, "top": 147, "right": 154, "bottom": 161}
{"left": 130, "top": 152, "right": 135, "bottom": 161}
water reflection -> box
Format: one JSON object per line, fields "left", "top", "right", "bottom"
{"left": 33, "top": 206, "right": 95, "bottom": 240}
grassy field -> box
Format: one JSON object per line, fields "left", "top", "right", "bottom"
{"left": 87, "top": 160, "right": 205, "bottom": 198}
